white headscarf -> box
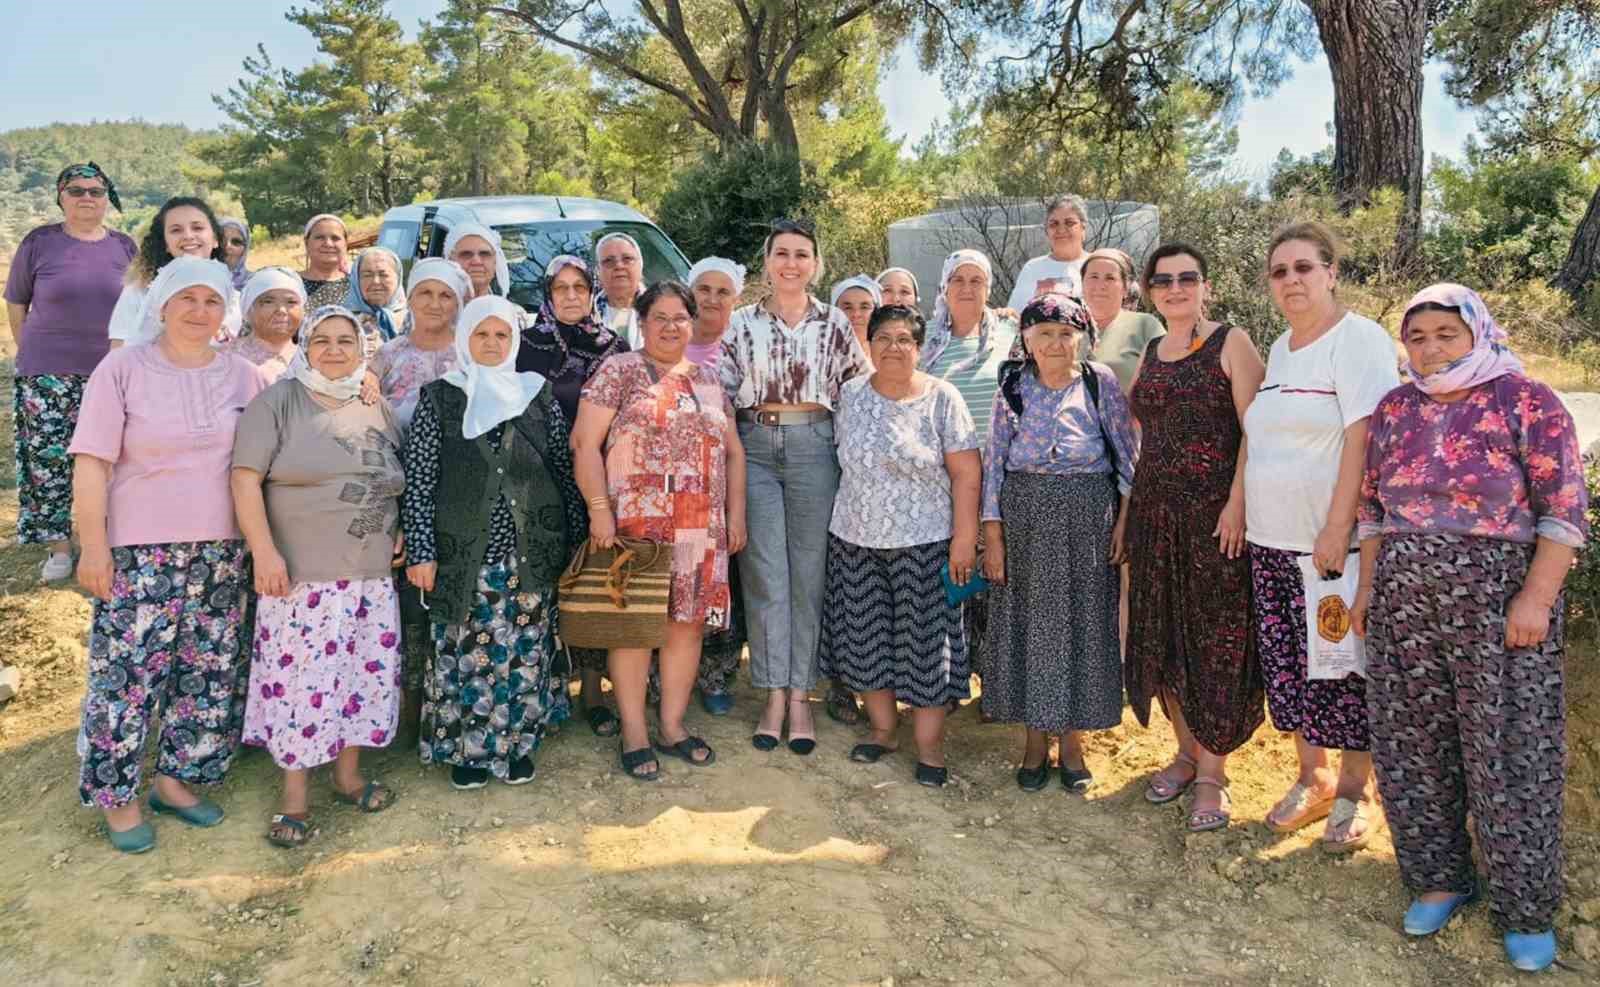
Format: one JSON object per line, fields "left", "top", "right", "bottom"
{"left": 830, "top": 274, "right": 882, "bottom": 308}
{"left": 406, "top": 257, "right": 472, "bottom": 303}
{"left": 595, "top": 231, "right": 642, "bottom": 261}
{"left": 287, "top": 305, "right": 367, "bottom": 401}
{"left": 301, "top": 213, "right": 351, "bottom": 275}
{"left": 443, "top": 223, "right": 511, "bottom": 298}
{"left": 147, "top": 256, "right": 233, "bottom": 332}
{"left": 920, "top": 249, "right": 999, "bottom": 373}
{"left": 442, "top": 296, "right": 548, "bottom": 439}
{"left": 240, "top": 266, "right": 307, "bottom": 317}
{"left": 688, "top": 257, "right": 747, "bottom": 297}
{"left": 875, "top": 266, "right": 921, "bottom": 301}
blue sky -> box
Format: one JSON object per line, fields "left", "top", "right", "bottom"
{"left": 0, "top": 1, "right": 1477, "bottom": 183}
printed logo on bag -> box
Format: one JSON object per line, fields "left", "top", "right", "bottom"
{"left": 1316, "top": 594, "right": 1351, "bottom": 642}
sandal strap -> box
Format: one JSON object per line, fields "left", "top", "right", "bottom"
{"left": 620, "top": 746, "right": 657, "bottom": 769}
{"left": 1328, "top": 797, "right": 1365, "bottom": 827}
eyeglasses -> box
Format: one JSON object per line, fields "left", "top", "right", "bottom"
{"left": 648, "top": 314, "right": 694, "bottom": 329}
{"left": 1268, "top": 260, "right": 1331, "bottom": 281}
{"left": 1146, "top": 272, "right": 1203, "bottom": 290}
{"left": 870, "top": 335, "right": 919, "bottom": 350}
{"left": 63, "top": 187, "right": 107, "bottom": 199}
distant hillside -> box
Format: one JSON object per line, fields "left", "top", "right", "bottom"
{"left": 0, "top": 121, "right": 217, "bottom": 252}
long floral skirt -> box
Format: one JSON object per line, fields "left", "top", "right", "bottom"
{"left": 242, "top": 578, "right": 402, "bottom": 770}
{"left": 14, "top": 373, "right": 86, "bottom": 544}
{"left": 77, "top": 540, "right": 249, "bottom": 808}
{"left": 420, "top": 560, "right": 568, "bottom": 777}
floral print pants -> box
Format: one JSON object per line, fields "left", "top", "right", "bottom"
{"left": 420, "top": 560, "right": 569, "bottom": 777}
{"left": 77, "top": 540, "right": 248, "bottom": 809}
{"left": 1366, "top": 533, "right": 1566, "bottom": 932}
{"left": 14, "top": 373, "right": 86, "bottom": 545}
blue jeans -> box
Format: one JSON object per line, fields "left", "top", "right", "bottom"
{"left": 736, "top": 417, "right": 840, "bottom": 690}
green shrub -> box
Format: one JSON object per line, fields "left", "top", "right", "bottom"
{"left": 1566, "top": 456, "right": 1600, "bottom": 636}
{"left": 655, "top": 142, "right": 826, "bottom": 274}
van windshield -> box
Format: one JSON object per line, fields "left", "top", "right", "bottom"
{"left": 495, "top": 221, "right": 689, "bottom": 314}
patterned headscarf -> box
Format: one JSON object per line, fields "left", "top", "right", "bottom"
{"left": 1400, "top": 283, "right": 1524, "bottom": 395}
{"left": 344, "top": 247, "right": 408, "bottom": 341}
{"left": 219, "top": 217, "right": 252, "bottom": 290}
{"left": 999, "top": 292, "right": 1099, "bottom": 415}
{"left": 919, "top": 249, "right": 1000, "bottom": 374}
{"left": 287, "top": 305, "right": 367, "bottom": 401}
{"left": 533, "top": 254, "right": 612, "bottom": 341}
{"left": 55, "top": 162, "right": 121, "bottom": 211}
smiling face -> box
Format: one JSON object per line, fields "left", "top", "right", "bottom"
{"left": 60, "top": 176, "right": 111, "bottom": 226}
{"left": 408, "top": 279, "right": 460, "bottom": 335}
{"left": 765, "top": 233, "right": 817, "bottom": 296}
{"left": 222, "top": 227, "right": 247, "bottom": 267}
{"left": 450, "top": 235, "right": 496, "bottom": 292}
{"left": 867, "top": 317, "right": 920, "bottom": 379}
{"left": 1023, "top": 320, "right": 1083, "bottom": 372}
{"left": 943, "top": 263, "right": 989, "bottom": 325}
{"left": 468, "top": 316, "right": 515, "bottom": 366}
{"left": 549, "top": 265, "right": 593, "bottom": 325}
{"left": 691, "top": 271, "right": 737, "bottom": 338}
{"left": 878, "top": 270, "right": 918, "bottom": 308}
{"left": 248, "top": 289, "right": 304, "bottom": 342}
{"left": 358, "top": 252, "right": 400, "bottom": 307}
{"left": 1267, "top": 238, "right": 1337, "bottom": 321}
{"left": 1147, "top": 253, "right": 1208, "bottom": 325}
{"left": 305, "top": 316, "right": 362, "bottom": 380}
{"left": 836, "top": 287, "right": 876, "bottom": 341}
{"left": 640, "top": 293, "right": 692, "bottom": 364}
{"left": 163, "top": 206, "right": 217, "bottom": 260}
{"left": 304, "top": 220, "right": 346, "bottom": 271}
{"left": 597, "top": 237, "right": 642, "bottom": 303}
{"left": 160, "top": 285, "right": 226, "bottom": 345}
{"left": 1402, "top": 308, "right": 1474, "bottom": 377}
{"left": 1044, "top": 204, "right": 1086, "bottom": 260}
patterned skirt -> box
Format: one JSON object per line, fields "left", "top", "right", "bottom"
{"left": 420, "top": 560, "right": 569, "bottom": 776}
{"left": 818, "top": 536, "right": 969, "bottom": 708}
{"left": 243, "top": 578, "right": 403, "bottom": 770}
{"left": 13, "top": 373, "right": 87, "bottom": 544}
{"left": 981, "top": 473, "right": 1123, "bottom": 732}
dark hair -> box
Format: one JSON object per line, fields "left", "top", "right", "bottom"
{"left": 762, "top": 218, "right": 825, "bottom": 284}
{"left": 1400, "top": 301, "right": 1463, "bottom": 339}
{"left": 635, "top": 280, "right": 698, "bottom": 321}
{"left": 135, "top": 197, "right": 225, "bottom": 284}
{"left": 1140, "top": 242, "right": 1209, "bottom": 296}
{"left": 866, "top": 304, "right": 926, "bottom": 345}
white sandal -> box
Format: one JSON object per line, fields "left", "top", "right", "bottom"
{"left": 1321, "top": 797, "right": 1372, "bottom": 853}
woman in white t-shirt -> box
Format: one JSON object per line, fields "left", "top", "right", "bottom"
{"left": 1242, "top": 221, "right": 1400, "bottom": 853}
{"left": 1006, "top": 194, "right": 1090, "bottom": 312}
{"left": 108, "top": 198, "right": 243, "bottom": 349}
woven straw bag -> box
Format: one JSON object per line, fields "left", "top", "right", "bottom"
{"left": 557, "top": 537, "right": 672, "bottom": 650}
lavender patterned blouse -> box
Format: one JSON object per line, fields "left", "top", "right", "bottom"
{"left": 981, "top": 362, "right": 1139, "bottom": 522}
{"left": 1358, "top": 374, "right": 1588, "bottom": 548}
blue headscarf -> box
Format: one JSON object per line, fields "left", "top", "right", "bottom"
{"left": 343, "top": 246, "right": 408, "bottom": 341}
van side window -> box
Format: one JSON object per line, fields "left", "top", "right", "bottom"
{"left": 378, "top": 221, "right": 420, "bottom": 260}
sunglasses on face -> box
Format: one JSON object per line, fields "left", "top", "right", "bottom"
{"left": 1147, "top": 272, "right": 1203, "bottom": 290}
{"left": 1268, "top": 260, "right": 1331, "bottom": 281}
{"left": 63, "top": 186, "right": 107, "bottom": 199}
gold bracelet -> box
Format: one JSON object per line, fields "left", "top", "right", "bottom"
{"left": 587, "top": 497, "right": 611, "bottom": 510}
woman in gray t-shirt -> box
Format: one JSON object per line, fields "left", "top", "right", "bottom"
{"left": 817, "top": 305, "right": 982, "bottom": 788}
{"left": 231, "top": 306, "right": 406, "bottom": 848}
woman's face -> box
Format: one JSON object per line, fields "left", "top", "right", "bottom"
{"left": 452, "top": 236, "right": 497, "bottom": 291}
{"left": 1045, "top": 206, "right": 1086, "bottom": 260}
{"left": 943, "top": 263, "right": 989, "bottom": 318}
{"left": 868, "top": 318, "right": 920, "bottom": 377}
{"left": 408, "top": 280, "right": 459, "bottom": 333}
{"left": 223, "top": 227, "right": 247, "bottom": 267}
{"left": 691, "top": 272, "right": 737, "bottom": 336}
{"left": 305, "top": 220, "right": 347, "bottom": 269}
{"left": 766, "top": 233, "right": 817, "bottom": 295}
{"left": 641, "top": 294, "right": 692, "bottom": 362}
{"left": 306, "top": 316, "right": 362, "bottom": 380}
{"left": 1267, "top": 239, "right": 1337, "bottom": 320}
{"left": 837, "top": 288, "right": 876, "bottom": 341}
{"left": 248, "top": 289, "right": 303, "bottom": 341}
{"left": 160, "top": 285, "right": 227, "bottom": 344}
{"left": 597, "top": 237, "right": 643, "bottom": 302}
{"left": 549, "top": 266, "right": 593, "bottom": 324}
{"left": 1024, "top": 321, "right": 1082, "bottom": 369}
{"left": 358, "top": 253, "right": 400, "bottom": 306}
{"left": 1081, "top": 258, "right": 1125, "bottom": 318}
{"left": 61, "top": 177, "right": 111, "bottom": 226}
{"left": 1148, "top": 253, "right": 1207, "bottom": 325}
{"left": 878, "top": 271, "right": 918, "bottom": 308}
{"left": 468, "top": 316, "right": 515, "bottom": 366}
{"left": 163, "top": 206, "right": 217, "bottom": 259}
{"left": 1403, "top": 309, "right": 1474, "bottom": 377}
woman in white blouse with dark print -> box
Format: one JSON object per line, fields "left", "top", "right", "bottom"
{"left": 720, "top": 219, "right": 869, "bottom": 756}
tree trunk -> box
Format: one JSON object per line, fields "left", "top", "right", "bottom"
{"left": 1553, "top": 183, "right": 1600, "bottom": 302}
{"left": 1308, "top": 0, "right": 1428, "bottom": 268}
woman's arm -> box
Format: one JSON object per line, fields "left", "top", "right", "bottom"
{"left": 1310, "top": 419, "right": 1370, "bottom": 577}
{"left": 71, "top": 455, "right": 115, "bottom": 601}
{"left": 723, "top": 413, "right": 747, "bottom": 554}
{"left": 6, "top": 302, "right": 26, "bottom": 343}
{"left": 571, "top": 398, "right": 619, "bottom": 549}
{"left": 1507, "top": 537, "right": 1580, "bottom": 648}
{"left": 230, "top": 467, "right": 290, "bottom": 596}
{"left": 1351, "top": 535, "right": 1381, "bottom": 637}
{"left": 945, "top": 447, "right": 981, "bottom": 585}
{"left": 1216, "top": 326, "right": 1265, "bottom": 559}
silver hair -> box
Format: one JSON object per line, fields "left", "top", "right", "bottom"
{"left": 1043, "top": 194, "right": 1088, "bottom": 226}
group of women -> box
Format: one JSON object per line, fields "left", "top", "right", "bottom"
{"left": 3, "top": 167, "right": 1586, "bottom": 972}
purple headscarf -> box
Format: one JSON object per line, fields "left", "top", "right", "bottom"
{"left": 1400, "top": 283, "right": 1523, "bottom": 395}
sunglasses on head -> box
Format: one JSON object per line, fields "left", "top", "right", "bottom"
{"left": 770, "top": 217, "right": 815, "bottom": 236}
{"left": 1147, "top": 271, "right": 1203, "bottom": 290}
{"left": 1268, "top": 260, "right": 1330, "bottom": 281}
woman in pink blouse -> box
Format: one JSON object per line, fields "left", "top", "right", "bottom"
{"left": 1352, "top": 284, "right": 1586, "bottom": 972}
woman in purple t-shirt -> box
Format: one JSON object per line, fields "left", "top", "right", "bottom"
{"left": 3, "top": 162, "right": 136, "bottom": 583}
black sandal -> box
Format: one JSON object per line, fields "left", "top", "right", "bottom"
{"left": 1060, "top": 763, "right": 1093, "bottom": 793}
{"left": 333, "top": 780, "right": 395, "bottom": 813}
{"left": 1016, "top": 762, "right": 1049, "bottom": 792}
{"left": 849, "top": 743, "right": 896, "bottom": 763}
{"left": 619, "top": 745, "right": 659, "bottom": 781}
{"left": 915, "top": 763, "right": 948, "bottom": 788}
{"left": 655, "top": 736, "right": 716, "bottom": 767}
{"left": 266, "top": 813, "right": 314, "bottom": 848}
{"left": 826, "top": 687, "right": 862, "bottom": 725}
{"left": 586, "top": 705, "right": 620, "bottom": 738}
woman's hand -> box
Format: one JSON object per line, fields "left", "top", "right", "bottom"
{"left": 406, "top": 562, "right": 437, "bottom": 593}
{"left": 981, "top": 536, "right": 1006, "bottom": 585}
{"left": 588, "top": 506, "right": 617, "bottom": 551}
{"left": 948, "top": 534, "right": 978, "bottom": 586}
{"left": 391, "top": 531, "right": 406, "bottom": 568}
{"left": 77, "top": 545, "right": 115, "bottom": 603}
{"left": 1312, "top": 522, "right": 1352, "bottom": 578}
{"left": 1351, "top": 582, "right": 1371, "bottom": 638}
{"left": 359, "top": 370, "right": 381, "bottom": 406}
{"left": 1505, "top": 591, "right": 1553, "bottom": 649}
{"left": 1109, "top": 512, "right": 1129, "bottom": 566}
{"left": 728, "top": 505, "right": 748, "bottom": 554}
{"left": 1214, "top": 494, "right": 1246, "bottom": 559}
{"left": 253, "top": 544, "right": 291, "bottom": 597}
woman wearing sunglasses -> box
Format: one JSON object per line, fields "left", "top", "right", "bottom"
{"left": 1124, "top": 242, "right": 1266, "bottom": 833}
{"left": 1242, "top": 222, "right": 1399, "bottom": 851}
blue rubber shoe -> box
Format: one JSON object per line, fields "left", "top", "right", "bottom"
{"left": 700, "top": 691, "right": 734, "bottom": 716}
{"left": 107, "top": 821, "right": 156, "bottom": 854}
{"left": 148, "top": 793, "right": 225, "bottom": 828}
{"left": 1504, "top": 930, "right": 1556, "bottom": 972}
{"left": 1403, "top": 891, "right": 1476, "bottom": 936}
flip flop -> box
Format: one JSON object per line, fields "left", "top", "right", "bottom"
{"left": 333, "top": 780, "right": 396, "bottom": 813}
{"left": 1320, "top": 797, "right": 1372, "bottom": 853}
{"left": 654, "top": 735, "right": 716, "bottom": 767}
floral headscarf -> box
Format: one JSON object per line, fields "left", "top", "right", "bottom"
{"left": 999, "top": 292, "right": 1099, "bottom": 415}
{"left": 532, "top": 254, "right": 614, "bottom": 346}
{"left": 919, "top": 249, "right": 1000, "bottom": 374}
{"left": 219, "top": 217, "right": 252, "bottom": 290}
{"left": 1400, "top": 283, "right": 1524, "bottom": 395}
{"left": 55, "top": 162, "right": 121, "bottom": 211}
{"left": 287, "top": 305, "right": 367, "bottom": 401}
{"left": 344, "top": 246, "right": 408, "bottom": 341}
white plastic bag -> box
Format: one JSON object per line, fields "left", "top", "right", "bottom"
{"left": 1297, "top": 553, "right": 1365, "bottom": 680}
